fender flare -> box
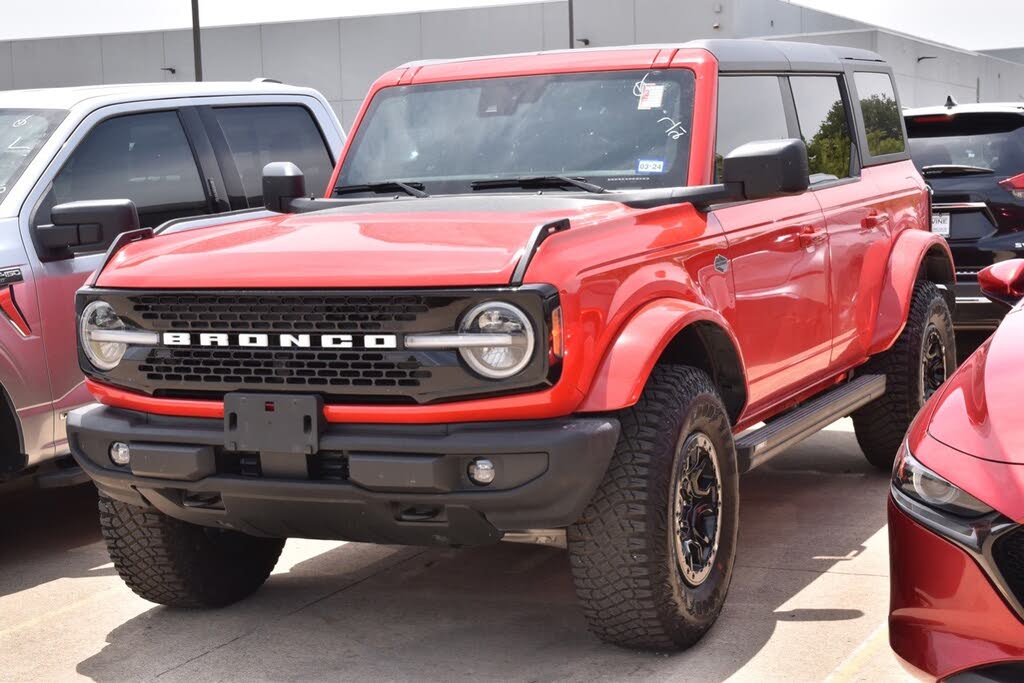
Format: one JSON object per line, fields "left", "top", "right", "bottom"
{"left": 577, "top": 298, "right": 747, "bottom": 421}
{"left": 869, "top": 229, "right": 956, "bottom": 355}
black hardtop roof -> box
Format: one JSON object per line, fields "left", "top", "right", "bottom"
{"left": 689, "top": 39, "right": 886, "bottom": 73}
{"left": 399, "top": 39, "right": 887, "bottom": 75}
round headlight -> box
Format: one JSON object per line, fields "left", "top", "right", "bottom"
{"left": 458, "top": 302, "right": 535, "bottom": 379}
{"left": 80, "top": 300, "right": 128, "bottom": 370}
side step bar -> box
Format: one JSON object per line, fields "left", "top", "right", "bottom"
{"left": 735, "top": 374, "right": 886, "bottom": 473}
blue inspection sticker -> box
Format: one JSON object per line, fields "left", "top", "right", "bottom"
{"left": 636, "top": 159, "right": 666, "bottom": 174}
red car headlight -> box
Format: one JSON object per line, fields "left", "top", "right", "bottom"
{"left": 893, "top": 442, "right": 993, "bottom": 518}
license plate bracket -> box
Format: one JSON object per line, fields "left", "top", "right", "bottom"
{"left": 931, "top": 212, "right": 951, "bottom": 237}
{"left": 224, "top": 393, "right": 324, "bottom": 454}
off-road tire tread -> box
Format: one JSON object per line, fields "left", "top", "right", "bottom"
{"left": 852, "top": 280, "right": 952, "bottom": 469}
{"left": 99, "top": 493, "right": 284, "bottom": 607}
{"left": 568, "top": 365, "right": 735, "bottom": 650}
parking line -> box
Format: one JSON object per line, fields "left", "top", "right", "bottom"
{"left": 824, "top": 620, "right": 892, "bottom": 682}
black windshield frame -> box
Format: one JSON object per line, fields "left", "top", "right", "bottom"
{"left": 335, "top": 69, "right": 697, "bottom": 196}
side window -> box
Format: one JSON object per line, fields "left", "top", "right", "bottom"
{"left": 790, "top": 76, "right": 853, "bottom": 182}
{"left": 715, "top": 76, "right": 789, "bottom": 180}
{"left": 211, "top": 105, "right": 333, "bottom": 206}
{"left": 853, "top": 72, "right": 906, "bottom": 157}
{"left": 41, "top": 111, "right": 208, "bottom": 230}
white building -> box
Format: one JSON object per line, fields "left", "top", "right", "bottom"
{"left": 1, "top": 0, "right": 1022, "bottom": 126}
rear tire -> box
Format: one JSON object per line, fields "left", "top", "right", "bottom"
{"left": 99, "top": 493, "right": 284, "bottom": 607}
{"left": 568, "top": 365, "right": 739, "bottom": 650}
{"left": 852, "top": 280, "right": 955, "bottom": 470}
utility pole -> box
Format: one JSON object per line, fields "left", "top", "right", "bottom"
{"left": 568, "top": 0, "right": 575, "bottom": 49}
{"left": 191, "top": 0, "right": 203, "bottom": 81}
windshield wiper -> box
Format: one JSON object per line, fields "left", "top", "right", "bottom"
{"left": 921, "top": 164, "right": 994, "bottom": 177}
{"left": 470, "top": 175, "right": 606, "bottom": 194}
{"left": 333, "top": 181, "right": 429, "bottom": 198}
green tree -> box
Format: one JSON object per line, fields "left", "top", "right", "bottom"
{"left": 804, "top": 99, "right": 852, "bottom": 179}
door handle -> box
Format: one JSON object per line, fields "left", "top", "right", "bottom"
{"left": 861, "top": 211, "right": 891, "bottom": 230}
{"left": 798, "top": 229, "right": 828, "bottom": 249}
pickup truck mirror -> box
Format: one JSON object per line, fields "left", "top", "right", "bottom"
{"left": 263, "top": 162, "right": 307, "bottom": 213}
{"left": 37, "top": 199, "right": 140, "bottom": 259}
{"left": 722, "top": 138, "right": 810, "bottom": 201}
{"left": 979, "top": 259, "right": 1024, "bottom": 308}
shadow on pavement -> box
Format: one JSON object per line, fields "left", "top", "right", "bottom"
{"left": 0, "top": 483, "right": 114, "bottom": 599}
{"left": 76, "top": 424, "right": 889, "bottom": 681}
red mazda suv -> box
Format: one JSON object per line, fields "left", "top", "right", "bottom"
{"left": 890, "top": 258, "right": 1024, "bottom": 680}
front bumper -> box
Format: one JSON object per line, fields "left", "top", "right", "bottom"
{"left": 888, "top": 497, "right": 1024, "bottom": 679}
{"left": 67, "top": 404, "right": 619, "bottom": 547}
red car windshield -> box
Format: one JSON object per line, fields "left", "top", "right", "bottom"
{"left": 335, "top": 69, "right": 696, "bottom": 195}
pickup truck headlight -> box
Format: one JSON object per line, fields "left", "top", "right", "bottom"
{"left": 458, "top": 301, "right": 535, "bottom": 379}
{"left": 893, "top": 443, "right": 992, "bottom": 518}
{"left": 80, "top": 300, "right": 158, "bottom": 370}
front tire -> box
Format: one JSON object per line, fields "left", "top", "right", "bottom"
{"left": 852, "top": 280, "right": 955, "bottom": 470}
{"left": 99, "top": 493, "right": 284, "bottom": 607}
{"left": 568, "top": 365, "right": 739, "bottom": 650}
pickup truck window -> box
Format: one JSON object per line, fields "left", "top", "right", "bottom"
{"left": 790, "top": 76, "right": 853, "bottom": 181}
{"left": 715, "top": 76, "right": 789, "bottom": 181}
{"left": 41, "top": 111, "right": 208, "bottom": 229}
{"left": 854, "top": 72, "right": 905, "bottom": 156}
{"left": 212, "top": 105, "right": 334, "bottom": 205}
{"left": 0, "top": 109, "right": 66, "bottom": 203}
{"left": 336, "top": 69, "right": 696, "bottom": 194}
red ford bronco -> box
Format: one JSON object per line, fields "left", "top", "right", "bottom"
{"left": 67, "top": 40, "right": 955, "bottom": 650}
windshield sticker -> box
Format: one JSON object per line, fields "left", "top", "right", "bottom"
{"left": 636, "top": 159, "right": 666, "bottom": 174}
{"left": 637, "top": 84, "right": 665, "bottom": 110}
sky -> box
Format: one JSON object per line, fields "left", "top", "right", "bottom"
{"left": 0, "top": 0, "right": 1021, "bottom": 52}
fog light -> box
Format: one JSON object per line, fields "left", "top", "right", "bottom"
{"left": 109, "top": 442, "right": 131, "bottom": 466}
{"left": 468, "top": 458, "right": 496, "bottom": 485}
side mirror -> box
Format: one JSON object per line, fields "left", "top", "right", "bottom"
{"left": 263, "top": 162, "right": 306, "bottom": 213}
{"left": 38, "top": 199, "right": 140, "bottom": 259}
{"left": 979, "top": 259, "right": 1024, "bottom": 308}
{"left": 722, "top": 139, "right": 810, "bottom": 201}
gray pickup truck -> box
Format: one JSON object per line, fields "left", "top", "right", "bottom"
{"left": 0, "top": 82, "right": 345, "bottom": 487}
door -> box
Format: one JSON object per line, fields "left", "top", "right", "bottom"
{"left": 27, "top": 109, "right": 215, "bottom": 452}
{"left": 792, "top": 73, "right": 896, "bottom": 367}
{"left": 714, "top": 75, "right": 832, "bottom": 410}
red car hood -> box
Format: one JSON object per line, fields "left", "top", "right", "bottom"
{"left": 927, "top": 306, "right": 1024, "bottom": 463}
{"left": 96, "top": 196, "right": 625, "bottom": 289}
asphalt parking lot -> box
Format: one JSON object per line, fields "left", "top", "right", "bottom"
{"left": 2, "top": 417, "right": 918, "bottom": 683}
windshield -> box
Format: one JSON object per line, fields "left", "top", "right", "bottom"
{"left": 336, "top": 69, "right": 696, "bottom": 195}
{"left": 0, "top": 109, "right": 66, "bottom": 202}
{"left": 906, "top": 112, "right": 1024, "bottom": 176}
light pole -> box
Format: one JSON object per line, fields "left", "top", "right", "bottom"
{"left": 191, "top": 0, "right": 203, "bottom": 81}
{"left": 568, "top": 0, "right": 575, "bottom": 49}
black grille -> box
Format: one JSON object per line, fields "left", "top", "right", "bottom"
{"left": 82, "top": 288, "right": 556, "bottom": 404}
{"left": 138, "top": 348, "right": 431, "bottom": 391}
{"left": 994, "top": 528, "right": 1024, "bottom": 605}
{"left": 130, "top": 293, "right": 430, "bottom": 331}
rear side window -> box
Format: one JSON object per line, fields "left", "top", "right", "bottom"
{"left": 42, "top": 111, "right": 208, "bottom": 229}
{"left": 906, "top": 113, "right": 1024, "bottom": 176}
{"left": 790, "top": 76, "right": 853, "bottom": 181}
{"left": 212, "top": 105, "right": 333, "bottom": 205}
{"left": 854, "top": 72, "right": 905, "bottom": 157}
{"left": 716, "top": 76, "right": 789, "bottom": 180}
